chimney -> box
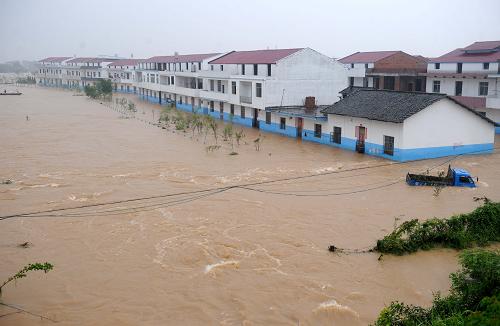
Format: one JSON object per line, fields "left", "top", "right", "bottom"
{"left": 305, "top": 96, "right": 316, "bottom": 111}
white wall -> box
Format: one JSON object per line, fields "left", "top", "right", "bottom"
{"left": 325, "top": 114, "right": 404, "bottom": 147}
{"left": 402, "top": 98, "right": 495, "bottom": 149}
{"left": 426, "top": 77, "right": 492, "bottom": 98}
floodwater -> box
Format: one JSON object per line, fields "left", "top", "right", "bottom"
{"left": 0, "top": 86, "right": 499, "bottom": 325}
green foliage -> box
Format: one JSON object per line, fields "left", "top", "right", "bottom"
{"left": 375, "top": 201, "right": 500, "bottom": 255}
{"left": 223, "top": 124, "right": 233, "bottom": 141}
{"left": 84, "top": 79, "right": 112, "bottom": 99}
{"left": 374, "top": 249, "right": 500, "bottom": 326}
{"left": 0, "top": 262, "right": 54, "bottom": 297}
{"left": 235, "top": 130, "right": 245, "bottom": 146}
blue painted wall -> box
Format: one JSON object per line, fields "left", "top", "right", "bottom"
{"left": 260, "top": 122, "right": 298, "bottom": 138}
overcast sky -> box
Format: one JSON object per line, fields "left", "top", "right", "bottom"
{"left": 1, "top": 0, "right": 499, "bottom": 62}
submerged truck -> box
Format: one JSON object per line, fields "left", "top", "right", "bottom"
{"left": 406, "top": 165, "right": 476, "bottom": 188}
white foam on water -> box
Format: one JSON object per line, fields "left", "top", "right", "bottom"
{"left": 204, "top": 260, "right": 239, "bottom": 274}
{"left": 314, "top": 299, "right": 359, "bottom": 318}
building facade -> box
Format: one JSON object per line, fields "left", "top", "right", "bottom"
{"left": 37, "top": 57, "right": 71, "bottom": 87}
{"left": 106, "top": 59, "right": 143, "bottom": 94}
{"left": 424, "top": 41, "right": 500, "bottom": 132}
{"left": 339, "top": 51, "right": 427, "bottom": 92}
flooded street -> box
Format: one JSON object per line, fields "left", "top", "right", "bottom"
{"left": 1, "top": 86, "right": 499, "bottom": 325}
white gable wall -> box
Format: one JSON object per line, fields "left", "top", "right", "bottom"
{"left": 402, "top": 98, "right": 494, "bottom": 149}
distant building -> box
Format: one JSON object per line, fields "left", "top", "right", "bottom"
{"left": 106, "top": 59, "right": 144, "bottom": 94}
{"left": 424, "top": 41, "right": 500, "bottom": 132}
{"left": 37, "top": 57, "right": 71, "bottom": 87}
{"left": 339, "top": 51, "right": 427, "bottom": 92}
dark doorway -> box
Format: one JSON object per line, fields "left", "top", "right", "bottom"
{"left": 252, "top": 108, "right": 259, "bottom": 128}
{"left": 356, "top": 125, "right": 366, "bottom": 153}
{"left": 296, "top": 117, "right": 303, "bottom": 138}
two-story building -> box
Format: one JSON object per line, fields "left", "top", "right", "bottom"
{"left": 424, "top": 41, "right": 500, "bottom": 132}
{"left": 200, "top": 48, "right": 347, "bottom": 129}
{"left": 63, "top": 57, "right": 119, "bottom": 89}
{"left": 106, "top": 59, "right": 143, "bottom": 94}
{"left": 135, "top": 53, "right": 221, "bottom": 108}
{"left": 37, "top": 57, "right": 71, "bottom": 87}
{"left": 339, "top": 51, "right": 427, "bottom": 92}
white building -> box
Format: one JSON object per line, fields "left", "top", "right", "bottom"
{"left": 106, "top": 59, "right": 143, "bottom": 94}
{"left": 64, "top": 57, "right": 120, "bottom": 89}
{"left": 200, "top": 48, "right": 347, "bottom": 129}
{"left": 424, "top": 41, "right": 500, "bottom": 133}
{"left": 37, "top": 57, "right": 71, "bottom": 87}
{"left": 135, "top": 53, "right": 222, "bottom": 109}
{"left": 316, "top": 89, "right": 495, "bottom": 161}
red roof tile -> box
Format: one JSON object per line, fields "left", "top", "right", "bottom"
{"left": 66, "top": 57, "right": 120, "bottom": 64}
{"left": 209, "top": 48, "right": 304, "bottom": 64}
{"left": 107, "top": 59, "right": 144, "bottom": 67}
{"left": 431, "top": 41, "right": 500, "bottom": 63}
{"left": 39, "top": 57, "right": 71, "bottom": 63}
{"left": 338, "top": 51, "right": 399, "bottom": 64}
{"left": 463, "top": 41, "right": 500, "bottom": 51}
{"left": 145, "top": 53, "right": 220, "bottom": 63}
{"left": 451, "top": 96, "right": 486, "bottom": 109}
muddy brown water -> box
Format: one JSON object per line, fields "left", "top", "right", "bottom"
{"left": 0, "top": 86, "right": 499, "bottom": 325}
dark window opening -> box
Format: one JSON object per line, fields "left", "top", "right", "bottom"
{"left": 256, "top": 83, "right": 262, "bottom": 97}
{"left": 230, "top": 104, "right": 234, "bottom": 115}
{"left": 383, "top": 76, "right": 395, "bottom": 90}
{"left": 267, "top": 64, "right": 271, "bottom": 76}
{"left": 383, "top": 135, "right": 394, "bottom": 156}
{"left": 241, "top": 65, "right": 245, "bottom": 75}
{"left": 314, "top": 124, "right": 322, "bottom": 138}
{"left": 210, "top": 101, "right": 214, "bottom": 112}
{"left": 457, "top": 63, "right": 462, "bottom": 73}
{"left": 435, "top": 63, "right": 440, "bottom": 69}
{"left": 483, "top": 62, "right": 489, "bottom": 70}
{"left": 455, "top": 81, "right": 463, "bottom": 96}
{"left": 433, "top": 80, "right": 441, "bottom": 93}
{"left": 265, "top": 112, "right": 271, "bottom": 124}
{"left": 241, "top": 107, "right": 245, "bottom": 119}
{"left": 479, "top": 82, "right": 488, "bottom": 96}
{"left": 231, "top": 81, "right": 237, "bottom": 94}
{"left": 331, "top": 127, "right": 341, "bottom": 144}
{"left": 253, "top": 64, "right": 258, "bottom": 75}
{"left": 349, "top": 77, "right": 354, "bottom": 86}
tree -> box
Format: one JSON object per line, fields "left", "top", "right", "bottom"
{"left": 0, "top": 262, "right": 54, "bottom": 297}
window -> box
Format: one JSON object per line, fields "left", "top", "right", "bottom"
{"left": 351, "top": 63, "right": 354, "bottom": 68}
{"left": 455, "top": 81, "right": 463, "bottom": 96}
{"left": 457, "top": 63, "right": 462, "bottom": 73}
{"left": 383, "top": 76, "right": 395, "bottom": 90}
{"left": 383, "top": 135, "right": 394, "bottom": 156}
{"left": 483, "top": 62, "right": 490, "bottom": 70}
{"left": 220, "top": 65, "right": 223, "bottom": 71}
{"left": 253, "top": 64, "right": 258, "bottom": 75}
{"left": 363, "top": 77, "right": 368, "bottom": 87}
{"left": 240, "top": 107, "right": 245, "bottom": 119}
{"left": 241, "top": 64, "right": 245, "bottom": 75}
{"left": 170, "top": 76, "right": 174, "bottom": 85}
{"left": 479, "top": 82, "right": 489, "bottom": 96}
{"left": 349, "top": 77, "right": 354, "bottom": 86}
{"left": 230, "top": 104, "right": 234, "bottom": 115}
{"left": 433, "top": 80, "right": 441, "bottom": 93}
{"left": 198, "top": 62, "right": 201, "bottom": 70}
{"left": 365, "top": 63, "right": 368, "bottom": 69}
{"left": 211, "top": 65, "right": 214, "bottom": 71}
{"left": 217, "top": 80, "right": 221, "bottom": 92}
{"left": 186, "top": 62, "right": 188, "bottom": 70}
{"left": 210, "top": 80, "right": 214, "bottom": 91}
{"left": 314, "top": 124, "right": 322, "bottom": 138}
{"left": 265, "top": 112, "right": 271, "bottom": 124}
{"left": 280, "top": 117, "right": 286, "bottom": 130}
{"left": 210, "top": 101, "right": 214, "bottom": 112}
{"left": 435, "top": 63, "right": 440, "bottom": 69}
{"left": 267, "top": 64, "right": 271, "bottom": 76}
{"left": 256, "top": 83, "right": 262, "bottom": 97}
{"left": 331, "top": 127, "right": 341, "bottom": 144}
{"left": 232, "top": 81, "right": 236, "bottom": 94}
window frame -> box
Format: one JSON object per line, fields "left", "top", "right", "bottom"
{"left": 280, "top": 117, "right": 286, "bottom": 130}
{"left": 256, "top": 83, "right": 262, "bottom": 98}
{"left": 383, "top": 135, "right": 395, "bottom": 156}
{"left": 433, "top": 80, "right": 441, "bottom": 93}
{"left": 479, "top": 81, "right": 489, "bottom": 96}
{"left": 314, "top": 124, "right": 322, "bottom": 138}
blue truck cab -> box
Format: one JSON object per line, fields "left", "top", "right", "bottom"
{"left": 452, "top": 168, "right": 476, "bottom": 188}
{"left": 406, "top": 166, "right": 476, "bottom": 188}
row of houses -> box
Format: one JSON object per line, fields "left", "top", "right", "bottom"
{"left": 36, "top": 41, "right": 499, "bottom": 162}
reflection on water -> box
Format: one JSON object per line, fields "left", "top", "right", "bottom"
{"left": 0, "top": 86, "right": 499, "bottom": 325}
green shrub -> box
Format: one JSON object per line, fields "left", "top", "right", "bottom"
{"left": 375, "top": 201, "right": 500, "bottom": 255}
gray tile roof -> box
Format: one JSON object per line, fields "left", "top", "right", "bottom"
{"left": 321, "top": 89, "right": 496, "bottom": 125}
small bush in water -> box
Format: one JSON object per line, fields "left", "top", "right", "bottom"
{"left": 375, "top": 200, "right": 500, "bottom": 255}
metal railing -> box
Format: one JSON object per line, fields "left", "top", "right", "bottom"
{"left": 240, "top": 95, "right": 252, "bottom": 104}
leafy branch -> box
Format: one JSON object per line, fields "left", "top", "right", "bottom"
{"left": 0, "top": 262, "right": 54, "bottom": 297}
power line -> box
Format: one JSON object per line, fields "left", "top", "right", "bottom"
{"left": 1, "top": 146, "right": 498, "bottom": 221}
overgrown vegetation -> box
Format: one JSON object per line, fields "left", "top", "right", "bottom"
{"left": 84, "top": 79, "right": 112, "bottom": 99}
{"left": 375, "top": 200, "right": 500, "bottom": 255}
{"left": 374, "top": 249, "right": 500, "bottom": 325}
{"left": 0, "top": 262, "right": 54, "bottom": 297}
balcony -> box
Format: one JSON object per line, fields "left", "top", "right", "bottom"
{"left": 199, "top": 90, "right": 229, "bottom": 102}
{"left": 240, "top": 95, "right": 252, "bottom": 104}
{"left": 486, "top": 96, "right": 500, "bottom": 109}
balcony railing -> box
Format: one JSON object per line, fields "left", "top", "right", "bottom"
{"left": 240, "top": 96, "right": 252, "bottom": 104}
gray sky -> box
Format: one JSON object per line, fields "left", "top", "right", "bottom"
{"left": 1, "top": 0, "right": 499, "bottom": 62}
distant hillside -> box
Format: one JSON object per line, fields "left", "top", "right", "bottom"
{"left": 0, "top": 60, "right": 40, "bottom": 73}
